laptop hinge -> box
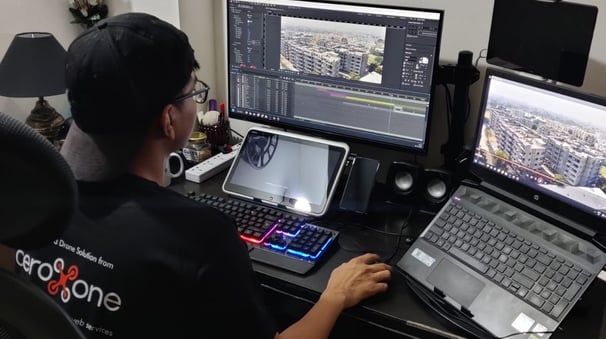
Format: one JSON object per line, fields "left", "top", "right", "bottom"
{"left": 433, "top": 286, "right": 475, "bottom": 318}
{"left": 432, "top": 287, "right": 445, "bottom": 298}
{"left": 460, "top": 306, "right": 474, "bottom": 318}
{"left": 476, "top": 181, "right": 596, "bottom": 240}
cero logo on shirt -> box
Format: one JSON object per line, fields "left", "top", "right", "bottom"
{"left": 15, "top": 250, "right": 122, "bottom": 312}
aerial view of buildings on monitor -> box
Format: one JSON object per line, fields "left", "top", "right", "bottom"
{"left": 280, "top": 17, "right": 385, "bottom": 83}
{"left": 476, "top": 85, "right": 606, "bottom": 212}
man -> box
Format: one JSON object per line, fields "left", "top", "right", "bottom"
{"left": 16, "top": 12, "right": 391, "bottom": 339}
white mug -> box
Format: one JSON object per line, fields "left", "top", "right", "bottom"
{"left": 163, "top": 152, "right": 184, "bottom": 187}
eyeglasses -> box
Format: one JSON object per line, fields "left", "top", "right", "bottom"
{"left": 174, "top": 79, "right": 210, "bottom": 104}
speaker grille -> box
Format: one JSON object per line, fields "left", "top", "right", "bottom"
{"left": 386, "top": 161, "right": 422, "bottom": 196}
{"left": 422, "top": 169, "right": 452, "bottom": 205}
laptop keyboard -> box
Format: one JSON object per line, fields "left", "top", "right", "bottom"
{"left": 423, "top": 196, "right": 595, "bottom": 321}
{"left": 189, "top": 192, "right": 338, "bottom": 274}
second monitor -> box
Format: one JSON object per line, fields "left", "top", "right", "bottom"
{"left": 226, "top": 0, "right": 444, "bottom": 154}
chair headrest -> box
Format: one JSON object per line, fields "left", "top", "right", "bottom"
{"left": 0, "top": 113, "right": 77, "bottom": 249}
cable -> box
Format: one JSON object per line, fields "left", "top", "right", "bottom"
{"left": 475, "top": 48, "right": 487, "bottom": 68}
{"left": 441, "top": 83, "right": 454, "bottom": 160}
{"left": 499, "top": 330, "right": 559, "bottom": 339}
{"left": 465, "top": 95, "right": 472, "bottom": 122}
{"left": 401, "top": 270, "right": 565, "bottom": 339}
{"left": 442, "top": 83, "right": 454, "bottom": 128}
{"left": 401, "top": 270, "right": 495, "bottom": 339}
{"left": 230, "top": 128, "right": 244, "bottom": 139}
{"left": 332, "top": 207, "right": 414, "bottom": 263}
{"left": 384, "top": 207, "right": 415, "bottom": 263}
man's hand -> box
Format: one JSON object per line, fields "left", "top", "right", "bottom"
{"left": 322, "top": 253, "right": 392, "bottom": 310}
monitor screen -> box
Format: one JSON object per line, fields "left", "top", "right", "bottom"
{"left": 226, "top": 0, "right": 444, "bottom": 154}
{"left": 486, "top": 0, "right": 597, "bottom": 87}
{"left": 472, "top": 69, "right": 606, "bottom": 226}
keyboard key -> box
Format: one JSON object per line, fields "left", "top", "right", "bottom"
{"left": 536, "top": 253, "right": 552, "bottom": 266}
{"left": 551, "top": 261, "right": 562, "bottom": 271}
{"left": 546, "top": 281, "right": 557, "bottom": 291}
{"left": 516, "top": 288, "right": 528, "bottom": 298}
{"left": 566, "top": 270, "right": 579, "bottom": 281}
{"left": 538, "top": 277, "right": 549, "bottom": 287}
{"left": 533, "top": 263, "right": 546, "bottom": 274}
{"left": 521, "top": 267, "right": 540, "bottom": 282}
{"left": 542, "top": 302, "right": 554, "bottom": 314}
{"left": 513, "top": 272, "right": 534, "bottom": 290}
{"left": 449, "top": 247, "right": 488, "bottom": 274}
{"left": 549, "top": 294, "right": 560, "bottom": 305}
{"left": 551, "top": 301, "right": 568, "bottom": 319}
{"left": 528, "top": 249, "right": 538, "bottom": 258}
{"left": 527, "top": 293, "right": 544, "bottom": 308}
{"left": 563, "top": 283, "right": 581, "bottom": 301}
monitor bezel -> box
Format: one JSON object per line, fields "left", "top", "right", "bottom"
{"left": 470, "top": 67, "right": 606, "bottom": 237}
{"left": 225, "top": 0, "right": 445, "bottom": 155}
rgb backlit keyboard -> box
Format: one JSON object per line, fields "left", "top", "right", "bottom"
{"left": 190, "top": 192, "right": 339, "bottom": 274}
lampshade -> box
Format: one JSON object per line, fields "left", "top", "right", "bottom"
{"left": 0, "top": 32, "right": 67, "bottom": 144}
{"left": 0, "top": 32, "right": 66, "bottom": 97}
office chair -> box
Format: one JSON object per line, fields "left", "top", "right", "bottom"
{"left": 0, "top": 112, "right": 85, "bottom": 339}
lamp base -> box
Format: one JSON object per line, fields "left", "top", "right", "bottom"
{"left": 25, "top": 97, "right": 64, "bottom": 142}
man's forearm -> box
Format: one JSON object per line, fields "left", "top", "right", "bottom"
{"left": 276, "top": 292, "right": 346, "bottom": 339}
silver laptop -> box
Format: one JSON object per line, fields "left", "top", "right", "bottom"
{"left": 398, "top": 68, "right": 606, "bottom": 338}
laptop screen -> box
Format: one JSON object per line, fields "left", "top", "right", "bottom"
{"left": 471, "top": 69, "right": 606, "bottom": 230}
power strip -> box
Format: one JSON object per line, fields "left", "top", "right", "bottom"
{"left": 185, "top": 142, "right": 241, "bottom": 183}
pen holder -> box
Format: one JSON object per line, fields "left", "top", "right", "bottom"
{"left": 200, "top": 119, "right": 231, "bottom": 146}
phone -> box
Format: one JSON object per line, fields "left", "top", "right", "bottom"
{"left": 339, "top": 157, "right": 380, "bottom": 213}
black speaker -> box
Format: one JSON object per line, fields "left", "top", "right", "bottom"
{"left": 386, "top": 161, "right": 423, "bottom": 198}
{"left": 422, "top": 168, "right": 453, "bottom": 206}
{"left": 386, "top": 161, "right": 454, "bottom": 210}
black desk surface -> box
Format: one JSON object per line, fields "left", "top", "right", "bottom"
{"left": 170, "top": 173, "right": 606, "bottom": 339}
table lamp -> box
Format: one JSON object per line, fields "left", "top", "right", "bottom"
{"left": 0, "top": 32, "right": 67, "bottom": 142}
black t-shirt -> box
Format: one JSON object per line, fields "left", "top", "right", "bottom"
{"left": 15, "top": 175, "right": 277, "bottom": 339}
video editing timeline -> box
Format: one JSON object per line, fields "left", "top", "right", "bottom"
{"left": 227, "top": 0, "right": 443, "bottom": 152}
{"left": 292, "top": 84, "right": 429, "bottom": 145}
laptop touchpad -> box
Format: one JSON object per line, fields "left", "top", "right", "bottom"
{"left": 427, "top": 259, "right": 484, "bottom": 309}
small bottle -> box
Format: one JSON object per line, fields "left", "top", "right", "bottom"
{"left": 182, "top": 131, "right": 212, "bottom": 165}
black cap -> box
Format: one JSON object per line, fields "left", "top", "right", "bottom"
{"left": 66, "top": 12, "right": 199, "bottom": 134}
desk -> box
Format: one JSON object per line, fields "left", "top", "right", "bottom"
{"left": 170, "top": 173, "right": 606, "bottom": 339}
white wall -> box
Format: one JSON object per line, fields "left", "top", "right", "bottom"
{"left": 2, "top": 0, "right": 605, "bottom": 168}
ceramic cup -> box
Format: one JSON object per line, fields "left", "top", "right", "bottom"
{"left": 164, "top": 152, "right": 184, "bottom": 187}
